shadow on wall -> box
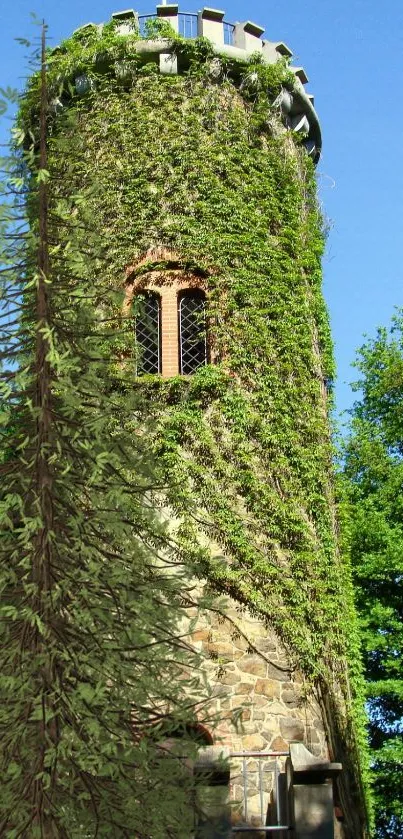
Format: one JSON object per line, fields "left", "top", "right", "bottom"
{"left": 193, "top": 780, "right": 338, "bottom": 839}
{"left": 194, "top": 769, "right": 232, "bottom": 837}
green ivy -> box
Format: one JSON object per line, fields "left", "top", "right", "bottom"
{"left": 19, "top": 19, "right": 372, "bottom": 834}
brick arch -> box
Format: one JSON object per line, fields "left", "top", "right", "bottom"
{"left": 124, "top": 248, "right": 209, "bottom": 378}
{"left": 188, "top": 722, "right": 214, "bottom": 746}
{"left": 152, "top": 720, "right": 214, "bottom": 748}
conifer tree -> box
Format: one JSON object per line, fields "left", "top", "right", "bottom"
{"left": 0, "top": 26, "right": 211, "bottom": 838}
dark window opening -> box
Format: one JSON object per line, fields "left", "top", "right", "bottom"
{"left": 178, "top": 291, "right": 208, "bottom": 375}
{"left": 134, "top": 291, "right": 161, "bottom": 375}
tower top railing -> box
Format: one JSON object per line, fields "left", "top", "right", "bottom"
{"left": 110, "top": 6, "right": 295, "bottom": 65}
{"left": 72, "top": 6, "right": 322, "bottom": 161}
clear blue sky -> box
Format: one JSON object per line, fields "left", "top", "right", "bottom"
{"left": 1, "top": 1, "right": 402, "bottom": 415}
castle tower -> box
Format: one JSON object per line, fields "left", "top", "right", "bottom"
{"left": 42, "top": 7, "right": 369, "bottom": 837}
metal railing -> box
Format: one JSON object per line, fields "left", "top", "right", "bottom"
{"left": 137, "top": 13, "right": 235, "bottom": 45}
{"left": 230, "top": 750, "right": 291, "bottom": 835}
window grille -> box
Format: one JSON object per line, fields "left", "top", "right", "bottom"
{"left": 178, "top": 13, "right": 199, "bottom": 39}
{"left": 178, "top": 291, "right": 207, "bottom": 375}
{"left": 134, "top": 291, "right": 161, "bottom": 375}
{"left": 223, "top": 21, "right": 235, "bottom": 46}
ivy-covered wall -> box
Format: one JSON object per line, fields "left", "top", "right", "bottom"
{"left": 20, "top": 19, "right": 371, "bottom": 836}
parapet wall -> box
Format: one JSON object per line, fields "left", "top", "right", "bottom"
{"left": 71, "top": 5, "right": 321, "bottom": 161}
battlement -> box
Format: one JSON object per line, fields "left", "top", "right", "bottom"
{"left": 72, "top": 6, "right": 321, "bottom": 161}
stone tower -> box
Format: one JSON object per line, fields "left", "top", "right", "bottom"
{"left": 43, "top": 6, "right": 369, "bottom": 837}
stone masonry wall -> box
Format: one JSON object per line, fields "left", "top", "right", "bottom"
{"left": 187, "top": 596, "right": 330, "bottom": 828}
{"left": 190, "top": 598, "right": 328, "bottom": 756}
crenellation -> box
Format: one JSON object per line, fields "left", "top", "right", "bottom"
{"left": 233, "top": 20, "right": 264, "bottom": 53}
{"left": 200, "top": 7, "right": 225, "bottom": 44}
{"left": 69, "top": 6, "right": 322, "bottom": 161}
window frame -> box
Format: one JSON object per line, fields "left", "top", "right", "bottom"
{"left": 178, "top": 289, "right": 208, "bottom": 376}
{"left": 133, "top": 289, "right": 162, "bottom": 376}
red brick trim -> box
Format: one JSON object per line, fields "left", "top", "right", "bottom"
{"left": 124, "top": 250, "right": 208, "bottom": 378}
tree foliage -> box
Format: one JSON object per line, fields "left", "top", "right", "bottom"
{"left": 343, "top": 313, "right": 403, "bottom": 838}
{"left": 0, "top": 28, "right": 212, "bottom": 838}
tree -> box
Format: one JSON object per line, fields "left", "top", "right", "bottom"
{"left": 343, "top": 312, "right": 403, "bottom": 838}
{"left": 0, "top": 27, "right": 212, "bottom": 838}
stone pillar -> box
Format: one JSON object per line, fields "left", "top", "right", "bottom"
{"left": 199, "top": 8, "right": 225, "bottom": 46}
{"left": 111, "top": 9, "right": 139, "bottom": 35}
{"left": 233, "top": 21, "right": 264, "bottom": 53}
{"left": 262, "top": 40, "right": 293, "bottom": 64}
{"left": 194, "top": 746, "right": 232, "bottom": 839}
{"left": 286, "top": 743, "right": 342, "bottom": 839}
{"left": 159, "top": 53, "right": 178, "bottom": 74}
{"left": 156, "top": 3, "right": 179, "bottom": 33}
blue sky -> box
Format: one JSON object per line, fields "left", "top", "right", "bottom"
{"left": 1, "top": 1, "right": 402, "bottom": 416}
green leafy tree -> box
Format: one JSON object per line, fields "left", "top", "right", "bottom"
{"left": 343, "top": 312, "right": 403, "bottom": 838}
{"left": 0, "top": 27, "right": 212, "bottom": 838}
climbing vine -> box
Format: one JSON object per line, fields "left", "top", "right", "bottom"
{"left": 18, "top": 17, "right": 372, "bottom": 833}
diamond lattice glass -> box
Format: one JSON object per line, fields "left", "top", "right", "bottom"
{"left": 135, "top": 292, "right": 161, "bottom": 375}
{"left": 179, "top": 293, "right": 207, "bottom": 375}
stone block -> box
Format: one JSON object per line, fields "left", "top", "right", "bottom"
{"left": 254, "top": 636, "right": 278, "bottom": 653}
{"left": 238, "top": 655, "right": 267, "bottom": 677}
{"left": 192, "top": 629, "right": 211, "bottom": 642}
{"left": 267, "top": 662, "right": 291, "bottom": 681}
{"left": 243, "top": 734, "right": 265, "bottom": 750}
{"left": 293, "top": 782, "right": 334, "bottom": 839}
{"left": 255, "top": 679, "right": 280, "bottom": 699}
{"left": 219, "top": 709, "right": 236, "bottom": 722}
{"left": 212, "top": 683, "right": 232, "bottom": 697}
{"left": 261, "top": 701, "right": 288, "bottom": 714}
{"left": 280, "top": 717, "right": 305, "bottom": 742}
{"left": 306, "top": 727, "right": 320, "bottom": 745}
{"left": 241, "top": 721, "right": 262, "bottom": 735}
{"left": 207, "top": 641, "right": 234, "bottom": 661}
{"left": 211, "top": 630, "right": 233, "bottom": 642}
{"left": 253, "top": 695, "right": 270, "bottom": 707}
{"left": 231, "top": 695, "right": 251, "bottom": 710}
{"left": 232, "top": 784, "right": 244, "bottom": 802}
{"left": 234, "top": 681, "right": 255, "bottom": 695}
{"left": 246, "top": 760, "right": 258, "bottom": 771}
{"left": 220, "top": 671, "right": 240, "bottom": 686}
{"left": 260, "top": 725, "right": 279, "bottom": 742}
{"left": 232, "top": 635, "right": 250, "bottom": 651}
{"left": 281, "top": 687, "right": 300, "bottom": 708}
{"left": 159, "top": 53, "right": 178, "bottom": 75}
{"left": 270, "top": 735, "right": 289, "bottom": 752}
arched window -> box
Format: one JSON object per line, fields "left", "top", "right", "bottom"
{"left": 134, "top": 291, "right": 161, "bottom": 375}
{"left": 178, "top": 290, "right": 208, "bottom": 375}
